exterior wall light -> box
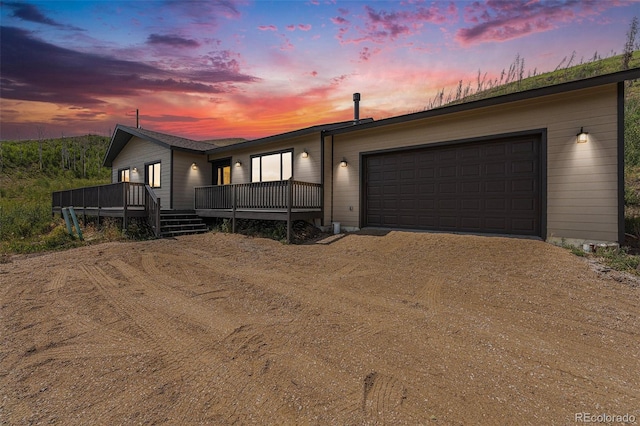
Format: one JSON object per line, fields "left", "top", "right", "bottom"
{"left": 191, "top": 162, "right": 198, "bottom": 170}
{"left": 576, "top": 127, "right": 589, "bottom": 143}
{"left": 235, "top": 160, "right": 242, "bottom": 167}
{"left": 132, "top": 167, "right": 138, "bottom": 173}
{"left": 301, "top": 150, "right": 309, "bottom": 158}
{"left": 340, "top": 159, "right": 348, "bottom": 167}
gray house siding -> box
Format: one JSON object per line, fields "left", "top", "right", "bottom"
{"left": 172, "top": 151, "right": 211, "bottom": 210}
{"left": 111, "top": 136, "right": 171, "bottom": 209}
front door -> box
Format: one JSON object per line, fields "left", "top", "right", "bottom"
{"left": 211, "top": 159, "right": 231, "bottom": 185}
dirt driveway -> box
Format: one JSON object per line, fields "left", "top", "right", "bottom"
{"left": 1, "top": 231, "right": 639, "bottom": 424}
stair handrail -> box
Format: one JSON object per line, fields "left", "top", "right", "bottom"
{"left": 145, "top": 185, "right": 161, "bottom": 238}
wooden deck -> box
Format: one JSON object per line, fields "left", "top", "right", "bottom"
{"left": 195, "top": 179, "right": 323, "bottom": 241}
{"left": 52, "top": 179, "right": 322, "bottom": 242}
{"left": 52, "top": 182, "right": 161, "bottom": 237}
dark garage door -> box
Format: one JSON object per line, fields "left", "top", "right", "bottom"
{"left": 364, "top": 135, "right": 542, "bottom": 236}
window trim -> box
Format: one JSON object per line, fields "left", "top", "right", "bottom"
{"left": 117, "top": 167, "right": 130, "bottom": 183}
{"left": 145, "top": 161, "right": 162, "bottom": 188}
{"left": 250, "top": 148, "right": 293, "bottom": 183}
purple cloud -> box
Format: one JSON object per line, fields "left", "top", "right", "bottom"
{"left": 258, "top": 25, "right": 278, "bottom": 31}
{"left": 331, "top": 16, "right": 349, "bottom": 25}
{"left": 4, "top": 1, "right": 83, "bottom": 30}
{"left": 333, "top": 3, "right": 455, "bottom": 45}
{"left": 5, "top": 1, "right": 63, "bottom": 26}
{"left": 0, "top": 26, "right": 258, "bottom": 106}
{"left": 456, "top": 0, "right": 609, "bottom": 45}
{"left": 147, "top": 34, "right": 200, "bottom": 48}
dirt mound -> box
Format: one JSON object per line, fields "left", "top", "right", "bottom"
{"left": 1, "top": 231, "right": 638, "bottom": 424}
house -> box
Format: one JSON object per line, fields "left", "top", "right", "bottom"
{"left": 103, "top": 125, "right": 244, "bottom": 210}
{"left": 53, "top": 68, "right": 640, "bottom": 245}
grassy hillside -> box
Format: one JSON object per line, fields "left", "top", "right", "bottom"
{"left": 0, "top": 135, "right": 111, "bottom": 253}
{"left": 427, "top": 51, "right": 640, "bottom": 109}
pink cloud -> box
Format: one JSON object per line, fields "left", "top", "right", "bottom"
{"left": 286, "top": 24, "right": 296, "bottom": 31}
{"left": 278, "top": 34, "right": 294, "bottom": 51}
{"left": 456, "top": 0, "right": 612, "bottom": 46}
{"left": 331, "top": 16, "right": 348, "bottom": 25}
{"left": 258, "top": 24, "right": 277, "bottom": 31}
{"left": 298, "top": 24, "right": 312, "bottom": 31}
{"left": 333, "top": 3, "right": 457, "bottom": 45}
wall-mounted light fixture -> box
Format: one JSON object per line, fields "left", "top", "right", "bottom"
{"left": 132, "top": 167, "right": 138, "bottom": 173}
{"left": 191, "top": 162, "right": 198, "bottom": 170}
{"left": 235, "top": 160, "right": 242, "bottom": 167}
{"left": 340, "top": 159, "right": 348, "bottom": 167}
{"left": 576, "top": 127, "right": 589, "bottom": 144}
{"left": 301, "top": 150, "right": 309, "bottom": 158}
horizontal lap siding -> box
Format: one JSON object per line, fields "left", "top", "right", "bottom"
{"left": 207, "top": 134, "right": 322, "bottom": 184}
{"left": 332, "top": 84, "right": 619, "bottom": 242}
{"left": 172, "top": 151, "right": 211, "bottom": 210}
{"left": 111, "top": 137, "right": 171, "bottom": 209}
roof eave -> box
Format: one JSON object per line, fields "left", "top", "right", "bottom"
{"left": 325, "top": 68, "right": 640, "bottom": 136}
{"left": 205, "top": 119, "right": 374, "bottom": 155}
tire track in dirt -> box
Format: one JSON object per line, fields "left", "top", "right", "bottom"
{"left": 418, "top": 274, "right": 444, "bottom": 314}
{"left": 97, "top": 259, "right": 335, "bottom": 423}
{"left": 126, "top": 256, "right": 241, "bottom": 336}
{"left": 362, "top": 371, "right": 408, "bottom": 422}
{"left": 82, "top": 264, "right": 233, "bottom": 423}
{"left": 142, "top": 253, "right": 231, "bottom": 301}
{"left": 198, "top": 265, "right": 435, "bottom": 421}
{"left": 45, "top": 268, "right": 67, "bottom": 292}
{"left": 14, "top": 267, "right": 144, "bottom": 368}
{"left": 217, "top": 322, "right": 364, "bottom": 421}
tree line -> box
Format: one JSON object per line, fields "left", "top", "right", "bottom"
{"left": 0, "top": 134, "right": 111, "bottom": 180}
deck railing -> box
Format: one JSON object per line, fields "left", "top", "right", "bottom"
{"left": 52, "top": 182, "right": 161, "bottom": 237}
{"left": 194, "top": 179, "right": 322, "bottom": 211}
{"left": 145, "top": 185, "right": 161, "bottom": 237}
{"left": 52, "top": 182, "right": 146, "bottom": 210}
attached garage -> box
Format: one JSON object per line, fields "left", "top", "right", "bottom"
{"left": 324, "top": 70, "right": 640, "bottom": 245}
{"left": 363, "top": 133, "right": 544, "bottom": 237}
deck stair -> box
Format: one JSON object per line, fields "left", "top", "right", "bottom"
{"left": 160, "top": 210, "right": 208, "bottom": 237}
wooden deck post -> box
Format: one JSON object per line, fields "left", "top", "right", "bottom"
{"left": 82, "top": 187, "right": 87, "bottom": 225}
{"left": 97, "top": 185, "right": 101, "bottom": 224}
{"left": 232, "top": 184, "right": 237, "bottom": 234}
{"left": 156, "top": 197, "right": 161, "bottom": 237}
{"left": 286, "top": 178, "right": 293, "bottom": 243}
{"left": 122, "top": 182, "right": 128, "bottom": 231}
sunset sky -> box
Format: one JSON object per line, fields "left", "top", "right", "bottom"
{"left": 1, "top": 0, "right": 639, "bottom": 141}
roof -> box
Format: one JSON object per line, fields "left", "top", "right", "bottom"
{"left": 103, "top": 125, "right": 229, "bottom": 167}
{"left": 324, "top": 68, "right": 640, "bottom": 136}
{"left": 201, "top": 138, "right": 247, "bottom": 147}
{"left": 205, "top": 118, "right": 373, "bottom": 155}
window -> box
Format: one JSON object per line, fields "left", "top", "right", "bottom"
{"left": 251, "top": 150, "right": 292, "bottom": 183}
{"left": 118, "top": 168, "right": 130, "bottom": 182}
{"left": 146, "top": 162, "right": 161, "bottom": 188}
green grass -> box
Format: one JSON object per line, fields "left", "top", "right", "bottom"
{"left": 597, "top": 247, "right": 640, "bottom": 273}
{"left": 428, "top": 50, "right": 640, "bottom": 109}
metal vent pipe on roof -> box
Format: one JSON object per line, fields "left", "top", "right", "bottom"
{"left": 353, "top": 93, "right": 360, "bottom": 124}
